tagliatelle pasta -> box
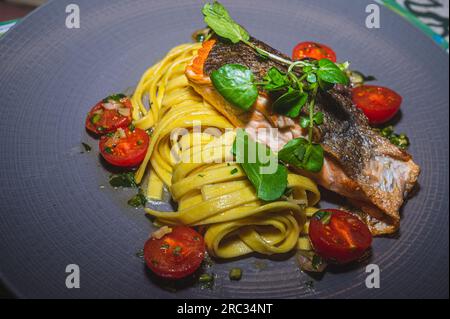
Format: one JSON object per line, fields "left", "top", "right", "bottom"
{"left": 130, "top": 42, "right": 321, "bottom": 259}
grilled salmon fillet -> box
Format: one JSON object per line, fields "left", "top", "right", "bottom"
{"left": 185, "top": 38, "right": 420, "bottom": 235}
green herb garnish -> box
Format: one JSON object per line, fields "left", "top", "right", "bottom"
{"left": 278, "top": 138, "right": 324, "bottom": 173}
{"left": 311, "top": 255, "right": 324, "bottom": 271}
{"left": 198, "top": 274, "right": 214, "bottom": 288}
{"left": 102, "top": 93, "right": 126, "bottom": 103}
{"left": 81, "top": 142, "right": 92, "bottom": 152}
{"left": 232, "top": 129, "right": 287, "bottom": 201}
{"left": 230, "top": 168, "right": 239, "bottom": 175}
{"left": 90, "top": 113, "right": 101, "bottom": 125}
{"left": 173, "top": 246, "right": 182, "bottom": 256}
{"left": 135, "top": 249, "right": 144, "bottom": 259}
{"left": 203, "top": 2, "right": 350, "bottom": 176}
{"left": 305, "top": 280, "right": 315, "bottom": 289}
{"left": 109, "top": 172, "right": 137, "bottom": 188}
{"left": 377, "top": 126, "right": 410, "bottom": 149}
{"left": 127, "top": 189, "right": 148, "bottom": 208}
{"left": 229, "top": 268, "right": 243, "bottom": 281}
{"left": 104, "top": 147, "right": 113, "bottom": 154}
{"left": 346, "top": 70, "right": 376, "bottom": 86}
{"left": 202, "top": 2, "right": 249, "bottom": 44}
{"left": 314, "top": 211, "right": 332, "bottom": 225}
{"left": 272, "top": 88, "right": 308, "bottom": 118}
{"left": 210, "top": 64, "right": 259, "bottom": 111}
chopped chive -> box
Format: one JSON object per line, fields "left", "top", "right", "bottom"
{"left": 230, "top": 168, "right": 239, "bottom": 175}
{"left": 90, "top": 113, "right": 102, "bottom": 125}
{"left": 103, "top": 93, "right": 126, "bottom": 103}
{"left": 198, "top": 273, "right": 214, "bottom": 283}
{"left": 173, "top": 246, "right": 182, "bottom": 256}
{"left": 312, "top": 254, "right": 323, "bottom": 270}
{"left": 81, "top": 142, "right": 92, "bottom": 152}
{"left": 127, "top": 190, "right": 148, "bottom": 208}
{"left": 104, "top": 147, "right": 113, "bottom": 154}
{"left": 229, "top": 268, "right": 243, "bottom": 281}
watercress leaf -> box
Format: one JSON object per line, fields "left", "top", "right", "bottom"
{"left": 273, "top": 90, "right": 308, "bottom": 118}
{"left": 263, "top": 67, "right": 290, "bottom": 91}
{"left": 300, "top": 117, "right": 310, "bottom": 129}
{"left": 202, "top": 1, "right": 249, "bottom": 44}
{"left": 317, "top": 59, "right": 349, "bottom": 85}
{"left": 278, "top": 138, "right": 324, "bottom": 173}
{"left": 232, "top": 129, "right": 287, "bottom": 201}
{"left": 265, "top": 67, "right": 286, "bottom": 84}
{"left": 307, "top": 73, "right": 317, "bottom": 83}
{"left": 318, "top": 78, "right": 333, "bottom": 91}
{"left": 211, "top": 64, "right": 258, "bottom": 111}
{"left": 313, "top": 112, "right": 324, "bottom": 125}
{"left": 302, "top": 143, "right": 324, "bottom": 173}
{"left": 278, "top": 138, "right": 309, "bottom": 168}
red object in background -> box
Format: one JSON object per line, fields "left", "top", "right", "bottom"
{"left": 0, "top": 1, "right": 35, "bottom": 22}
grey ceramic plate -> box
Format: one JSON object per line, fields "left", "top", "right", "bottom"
{"left": 0, "top": 0, "right": 448, "bottom": 299}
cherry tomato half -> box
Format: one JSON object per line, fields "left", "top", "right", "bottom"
{"left": 85, "top": 94, "right": 132, "bottom": 135}
{"left": 99, "top": 127, "right": 149, "bottom": 168}
{"left": 292, "top": 42, "right": 337, "bottom": 62}
{"left": 352, "top": 85, "right": 402, "bottom": 125}
{"left": 144, "top": 226, "right": 205, "bottom": 279}
{"left": 309, "top": 209, "right": 372, "bottom": 264}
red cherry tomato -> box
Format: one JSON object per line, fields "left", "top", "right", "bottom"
{"left": 352, "top": 85, "right": 402, "bottom": 125}
{"left": 292, "top": 42, "right": 337, "bottom": 62}
{"left": 144, "top": 226, "right": 205, "bottom": 279}
{"left": 86, "top": 94, "right": 132, "bottom": 135}
{"left": 309, "top": 209, "right": 372, "bottom": 264}
{"left": 99, "top": 127, "right": 149, "bottom": 167}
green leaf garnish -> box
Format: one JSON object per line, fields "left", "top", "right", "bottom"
{"left": 272, "top": 89, "right": 308, "bottom": 118}
{"left": 128, "top": 190, "right": 148, "bottom": 208}
{"left": 232, "top": 129, "right": 288, "bottom": 201}
{"left": 317, "top": 59, "right": 349, "bottom": 85}
{"left": 278, "top": 138, "right": 324, "bottom": 173}
{"left": 263, "top": 67, "right": 290, "bottom": 92}
{"left": 109, "top": 172, "right": 137, "bottom": 188}
{"left": 211, "top": 64, "right": 258, "bottom": 111}
{"left": 202, "top": 1, "right": 249, "bottom": 44}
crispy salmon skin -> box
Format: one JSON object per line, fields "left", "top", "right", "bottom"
{"left": 186, "top": 38, "right": 420, "bottom": 235}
